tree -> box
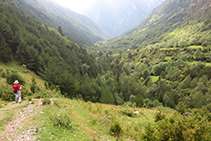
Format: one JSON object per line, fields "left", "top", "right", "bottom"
{"left": 100, "top": 86, "right": 115, "bottom": 104}
{"left": 195, "top": 82, "right": 207, "bottom": 94}
{"left": 0, "top": 20, "right": 13, "bottom": 45}
{"left": 192, "top": 91, "right": 206, "bottom": 108}
{"left": 132, "top": 95, "right": 144, "bottom": 107}
{"left": 178, "top": 75, "right": 191, "bottom": 89}
{"left": 16, "top": 41, "right": 39, "bottom": 71}
{"left": 178, "top": 39, "right": 187, "bottom": 47}
{"left": 128, "top": 53, "right": 132, "bottom": 59}
{"left": 79, "top": 79, "right": 101, "bottom": 102}
{"left": 142, "top": 69, "right": 150, "bottom": 80}
{"left": 191, "top": 77, "right": 198, "bottom": 88}
{"left": 0, "top": 33, "right": 12, "bottom": 62}
{"left": 114, "top": 92, "right": 124, "bottom": 105}
{"left": 59, "top": 71, "right": 76, "bottom": 98}
{"left": 199, "top": 75, "right": 208, "bottom": 86}
{"left": 58, "top": 26, "right": 63, "bottom": 36}
{"left": 194, "top": 49, "right": 205, "bottom": 61}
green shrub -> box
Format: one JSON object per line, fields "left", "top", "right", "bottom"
{"left": 176, "top": 102, "right": 186, "bottom": 114}
{"left": 27, "top": 91, "right": 33, "bottom": 96}
{"left": 30, "top": 83, "right": 37, "bottom": 93}
{"left": 206, "top": 103, "right": 211, "bottom": 112}
{"left": 110, "top": 121, "right": 122, "bottom": 137}
{"left": 28, "top": 97, "right": 32, "bottom": 101}
{"left": 42, "top": 98, "right": 51, "bottom": 105}
{"left": 131, "top": 95, "right": 144, "bottom": 107}
{"left": 1, "top": 92, "right": 14, "bottom": 101}
{"left": 123, "top": 102, "right": 132, "bottom": 107}
{"left": 121, "top": 109, "right": 135, "bottom": 117}
{"left": 6, "top": 71, "right": 25, "bottom": 85}
{"left": 142, "top": 123, "right": 156, "bottom": 141}
{"left": 53, "top": 100, "right": 61, "bottom": 108}
{"left": 0, "top": 67, "right": 3, "bottom": 77}
{"left": 152, "top": 99, "right": 163, "bottom": 107}
{"left": 154, "top": 110, "right": 166, "bottom": 122}
{"left": 0, "top": 83, "right": 14, "bottom": 102}
{"left": 1, "top": 72, "right": 6, "bottom": 78}
{"left": 50, "top": 111, "right": 72, "bottom": 129}
{"left": 0, "top": 67, "right": 3, "bottom": 73}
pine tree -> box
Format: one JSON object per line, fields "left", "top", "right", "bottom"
{"left": 0, "top": 33, "right": 12, "bottom": 62}
{"left": 100, "top": 86, "right": 115, "bottom": 104}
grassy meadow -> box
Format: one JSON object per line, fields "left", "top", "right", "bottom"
{"left": 0, "top": 97, "right": 176, "bottom": 141}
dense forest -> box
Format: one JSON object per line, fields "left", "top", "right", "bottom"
{"left": 1, "top": 0, "right": 211, "bottom": 113}
{"left": 4, "top": 0, "right": 110, "bottom": 48}
{"left": 0, "top": 0, "right": 101, "bottom": 97}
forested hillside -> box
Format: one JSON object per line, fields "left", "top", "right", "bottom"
{"left": 0, "top": 0, "right": 101, "bottom": 97}
{"left": 4, "top": 0, "right": 110, "bottom": 48}
{"left": 99, "top": 0, "right": 211, "bottom": 52}
{"left": 91, "top": 0, "right": 211, "bottom": 112}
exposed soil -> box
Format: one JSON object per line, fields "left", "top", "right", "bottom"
{"left": 0, "top": 99, "right": 42, "bottom": 141}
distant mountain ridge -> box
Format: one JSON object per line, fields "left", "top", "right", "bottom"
{"left": 100, "top": 0, "right": 211, "bottom": 52}
{"left": 85, "top": 0, "right": 166, "bottom": 37}
{"left": 5, "top": 0, "right": 111, "bottom": 48}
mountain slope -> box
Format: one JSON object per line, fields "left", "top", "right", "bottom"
{"left": 5, "top": 0, "right": 111, "bottom": 48}
{"left": 85, "top": 0, "right": 165, "bottom": 37}
{"left": 0, "top": 0, "right": 101, "bottom": 88}
{"left": 100, "top": 0, "right": 211, "bottom": 52}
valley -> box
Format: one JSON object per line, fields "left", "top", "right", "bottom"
{"left": 0, "top": 0, "right": 211, "bottom": 140}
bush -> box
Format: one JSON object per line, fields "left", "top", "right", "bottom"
{"left": 28, "top": 97, "right": 32, "bottom": 101}
{"left": 1, "top": 72, "right": 6, "bottom": 78}
{"left": 0, "top": 83, "right": 14, "bottom": 102}
{"left": 6, "top": 71, "right": 25, "bottom": 85}
{"left": 30, "top": 83, "right": 37, "bottom": 93}
{"left": 176, "top": 102, "right": 186, "bottom": 114}
{"left": 121, "top": 109, "right": 135, "bottom": 117}
{"left": 1, "top": 92, "right": 14, "bottom": 101}
{"left": 110, "top": 121, "right": 122, "bottom": 137}
{"left": 50, "top": 111, "right": 72, "bottom": 129}
{"left": 206, "top": 103, "right": 211, "bottom": 112}
{"left": 42, "top": 98, "right": 51, "bottom": 105}
{"left": 154, "top": 110, "right": 166, "bottom": 122}
{"left": 131, "top": 95, "right": 144, "bottom": 107}
{"left": 143, "top": 123, "right": 156, "bottom": 141}
{"left": 53, "top": 100, "right": 61, "bottom": 108}
{"left": 123, "top": 102, "right": 132, "bottom": 107}
{"left": 153, "top": 99, "right": 163, "bottom": 107}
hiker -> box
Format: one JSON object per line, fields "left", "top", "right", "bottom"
{"left": 12, "top": 80, "right": 22, "bottom": 103}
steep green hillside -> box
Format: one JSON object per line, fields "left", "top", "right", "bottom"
{"left": 5, "top": 0, "right": 111, "bottom": 48}
{"left": 98, "top": 0, "right": 211, "bottom": 52}
{"left": 0, "top": 0, "right": 101, "bottom": 97}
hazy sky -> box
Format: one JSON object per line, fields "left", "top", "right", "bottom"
{"left": 52, "top": 0, "right": 96, "bottom": 14}
{"left": 52, "top": 0, "right": 114, "bottom": 14}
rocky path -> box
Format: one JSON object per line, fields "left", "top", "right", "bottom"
{"left": 0, "top": 99, "right": 42, "bottom": 141}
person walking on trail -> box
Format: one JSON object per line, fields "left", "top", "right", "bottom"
{"left": 12, "top": 80, "right": 22, "bottom": 103}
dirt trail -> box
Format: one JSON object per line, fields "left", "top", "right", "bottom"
{"left": 0, "top": 99, "right": 42, "bottom": 141}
